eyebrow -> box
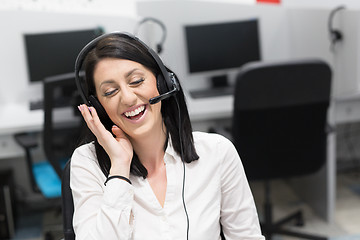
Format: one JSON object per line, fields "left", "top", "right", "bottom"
{"left": 125, "top": 68, "right": 142, "bottom": 78}
{"left": 99, "top": 79, "right": 116, "bottom": 88}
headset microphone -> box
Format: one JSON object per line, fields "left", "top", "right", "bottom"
{"left": 149, "top": 72, "right": 179, "bottom": 104}
{"left": 149, "top": 88, "right": 178, "bottom": 104}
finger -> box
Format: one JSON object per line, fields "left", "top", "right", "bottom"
{"left": 111, "top": 125, "right": 133, "bottom": 157}
{"left": 112, "top": 125, "right": 127, "bottom": 139}
{"left": 79, "top": 104, "right": 106, "bottom": 135}
{"left": 78, "top": 104, "right": 94, "bottom": 129}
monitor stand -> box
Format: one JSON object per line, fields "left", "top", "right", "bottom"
{"left": 189, "top": 74, "right": 234, "bottom": 99}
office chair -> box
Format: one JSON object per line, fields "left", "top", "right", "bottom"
{"left": 14, "top": 73, "right": 82, "bottom": 239}
{"left": 14, "top": 73, "right": 82, "bottom": 198}
{"left": 61, "top": 160, "right": 75, "bottom": 240}
{"left": 42, "top": 73, "right": 83, "bottom": 179}
{"left": 232, "top": 59, "right": 331, "bottom": 240}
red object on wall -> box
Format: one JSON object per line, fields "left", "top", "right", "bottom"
{"left": 257, "top": 0, "right": 281, "bottom": 4}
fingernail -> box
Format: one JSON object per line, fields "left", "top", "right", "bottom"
{"left": 77, "top": 105, "right": 82, "bottom": 112}
{"left": 88, "top": 107, "right": 92, "bottom": 112}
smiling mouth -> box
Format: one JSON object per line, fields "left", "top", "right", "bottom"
{"left": 124, "top": 105, "right": 146, "bottom": 120}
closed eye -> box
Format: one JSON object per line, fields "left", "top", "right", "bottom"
{"left": 103, "top": 89, "right": 118, "bottom": 97}
{"left": 130, "top": 78, "right": 144, "bottom": 86}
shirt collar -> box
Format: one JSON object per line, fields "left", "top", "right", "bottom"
{"left": 164, "top": 135, "right": 180, "bottom": 162}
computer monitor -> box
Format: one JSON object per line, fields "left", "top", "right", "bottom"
{"left": 24, "top": 27, "right": 104, "bottom": 83}
{"left": 184, "top": 19, "right": 261, "bottom": 74}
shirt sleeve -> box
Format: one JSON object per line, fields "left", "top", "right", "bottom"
{"left": 70, "top": 145, "right": 135, "bottom": 240}
{"left": 218, "top": 137, "right": 265, "bottom": 240}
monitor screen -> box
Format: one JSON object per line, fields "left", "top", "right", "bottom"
{"left": 24, "top": 27, "right": 103, "bottom": 82}
{"left": 184, "top": 19, "right": 261, "bottom": 73}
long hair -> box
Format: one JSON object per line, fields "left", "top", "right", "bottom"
{"left": 80, "top": 34, "right": 198, "bottom": 178}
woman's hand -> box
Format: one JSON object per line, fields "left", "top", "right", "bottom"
{"left": 78, "top": 104, "right": 133, "bottom": 177}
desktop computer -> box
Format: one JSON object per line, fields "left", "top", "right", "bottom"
{"left": 23, "top": 27, "right": 103, "bottom": 110}
{"left": 184, "top": 18, "right": 261, "bottom": 99}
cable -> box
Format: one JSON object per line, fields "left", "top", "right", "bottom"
{"left": 175, "top": 97, "right": 189, "bottom": 240}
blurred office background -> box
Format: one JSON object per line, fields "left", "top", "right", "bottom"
{"left": 0, "top": 0, "right": 360, "bottom": 239}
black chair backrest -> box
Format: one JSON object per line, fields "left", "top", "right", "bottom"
{"left": 232, "top": 59, "right": 331, "bottom": 181}
{"left": 61, "top": 160, "right": 75, "bottom": 240}
{"left": 43, "top": 73, "right": 82, "bottom": 178}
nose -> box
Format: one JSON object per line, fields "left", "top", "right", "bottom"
{"left": 120, "top": 86, "right": 137, "bottom": 106}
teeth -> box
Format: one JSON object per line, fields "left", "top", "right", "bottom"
{"left": 124, "top": 105, "right": 145, "bottom": 118}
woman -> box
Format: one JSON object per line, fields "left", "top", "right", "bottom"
{"left": 71, "top": 32, "right": 264, "bottom": 240}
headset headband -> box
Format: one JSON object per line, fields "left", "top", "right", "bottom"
{"left": 134, "top": 17, "right": 167, "bottom": 54}
{"left": 74, "top": 31, "right": 172, "bottom": 104}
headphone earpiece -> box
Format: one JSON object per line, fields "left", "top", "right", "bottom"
{"left": 156, "top": 44, "right": 163, "bottom": 54}
{"left": 330, "top": 29, "right": 343, "bottom": 43}
{"left": 156, "top": 74, "right": 167, "bottom": 94}
{"left": 88, "top": 95, "right": 113, "bottom": 131}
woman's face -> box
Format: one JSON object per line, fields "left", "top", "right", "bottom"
{"left": 93, "top": 58, "right": 163, "bottom": 139}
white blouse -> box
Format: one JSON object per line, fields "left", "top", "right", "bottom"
{"left": 70, "top": 131, "right": 264, "bottom": 240}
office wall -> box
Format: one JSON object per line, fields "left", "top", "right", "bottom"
{"left": 136, "top": 0, "right": 360, "bottom": 97}
{"left": 1, "top": 1, "right": 359, "bottom": 100}
{"left": 283, "top": 2, "right": 360, "bottom": 96}
{"left": 0, "top": 0, "right": 137, "bottom": 16}
{"left": 135, "top": 1, "right": 339, "bottom": 95}
{"left": 0, "top": 10, "right": 137, "bottom": 105}
{"left": 331, "top": 10, "right": 360, "bottom": 97}
{"left": 136, "top": 1, "right": 292, "bottom": 93}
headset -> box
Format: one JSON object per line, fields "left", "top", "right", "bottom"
{"left": 328, "top": 5, "right": 346, "bottom": 51}
{"left": 74, "top": 31, "right": 179, "bottom": 130}
{"left": 134, "top": 17, "right": 167, "bottom": 54}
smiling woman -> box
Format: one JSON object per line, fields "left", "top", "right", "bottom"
{"left": 70, "top": 32, "right": 264, "bottom": 240}
{"left": 92, "top": 58, "right": 162, "bottom": 140}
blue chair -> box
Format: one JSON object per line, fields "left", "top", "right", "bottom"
{"left": 14, "top": 73, "right": 83, "bottom": 239}
{"left": 14, "top": 73, "right": 82, "bottom": 199}
{"left": 14, "top": 132, "right": 67, "bottom": 198}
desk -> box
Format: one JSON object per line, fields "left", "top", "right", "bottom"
{"left": 0, "top": 104, "right": 43, "bottom": 159}
{"left": 0, "top": 96, "right": 233, "bottom": 158}
{"left": 0, "top": 104, "right": 43, "bottom": 135}
{"left": 333, "top": 93, "right": 360, "bottom": 124}
{"left": 188, "top": 95, "right": 233, "bottom": 121}
{"left": 0, "top": 103, "right": 77, "bottom": 159}
{"left": 1, "top": 94, "right": 360, "bottom": 223}
{"left": 187, "top": 93, "right": 360, "bottom": 125}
